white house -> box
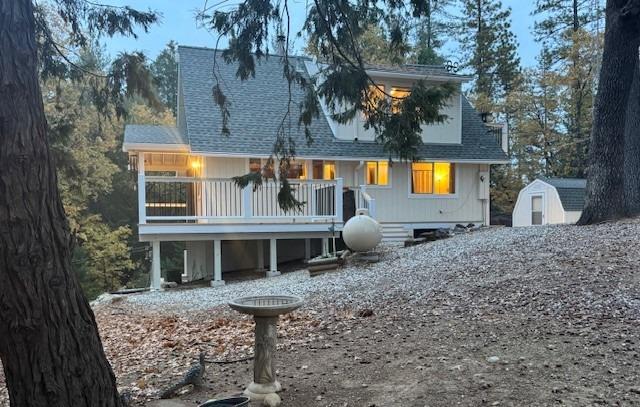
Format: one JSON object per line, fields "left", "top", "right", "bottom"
{"left": 512, "top": 178, "right": 586, "bottom": 227}
{"left": 124, "top": 46, "right": 508, "bottom": 289}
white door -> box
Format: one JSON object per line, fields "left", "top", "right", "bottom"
{"left": 531, "top": 195, "right": 543, "bottom": 225}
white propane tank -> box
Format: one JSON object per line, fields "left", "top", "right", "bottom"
{"left": 342, "top": 209, "right": 383, "bottom": 252}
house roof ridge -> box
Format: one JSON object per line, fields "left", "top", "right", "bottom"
{"left": 177, "top": 45, "right": 312, "bottom": 60}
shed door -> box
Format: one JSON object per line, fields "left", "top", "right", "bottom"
{"left": 531, "top": 196, "right": 543, "bottom": 225}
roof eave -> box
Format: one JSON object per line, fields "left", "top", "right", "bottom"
{"left": 365, "top": 70, "right": 472, "bottom": 82}
{"left": 123, "top": 142, "right": 191, "bottom": 153}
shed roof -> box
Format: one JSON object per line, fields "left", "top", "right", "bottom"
{"left": 540, "top": 177, "right": 586, "bottom": 212}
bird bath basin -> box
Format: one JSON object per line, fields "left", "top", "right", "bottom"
{"left": 228, "top": 296, "right": 303, "bottom": 405}
{"left": 229, "top": 295, "right": 303, "bottom": 317}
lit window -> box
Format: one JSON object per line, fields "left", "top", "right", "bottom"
{"left": 366, "top": 161, "right": 389, "bottom": 186}
{"left": 390, "top": 87, "right": 411, "bottom": 113}
{"left": 411, "top": 162, "right": 433, "bottom": 194}
{"left": 313, "top": 160, "right": 336, "bottom": 180}
{"left": 411, "top": 162, "right": 455, "bottom": 194}
{"left": 362, "top": 84, "right": 385, "bottom": 119}
{"left": 323, "top": 162, "right": 336, "bottom": 180}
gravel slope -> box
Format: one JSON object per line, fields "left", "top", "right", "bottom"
{"left": 1, "top": 220, "right": 639, "bottom": 406}
{"left": 124, "top": 226, "right": 559, "bottom": 313}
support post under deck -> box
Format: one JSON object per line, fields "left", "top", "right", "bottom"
{"left": 211, "top": 239, "right": 225, "bottom": 286}
{"left": 267, "top": 238, "right": 281, "bottom": 277}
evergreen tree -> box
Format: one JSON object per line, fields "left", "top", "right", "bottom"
{"left": 456, "top": 0, "right": 521, "bottom": 113}
{"left": 533, "top": 0, "right": 605, "bottom": 177}
{"left": 453, "top": 0, "right": 521, "bottom": 219}
{"left": 151, "top": 41, "right": 178, "bottom": 114}
{"left": 412, "top": 0, "right": 453, "bottom": 64}
{"left": 509, "top": 48, "right": 565, "bottom": 181}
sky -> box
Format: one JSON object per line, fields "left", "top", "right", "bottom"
{"left": 105, "top": 0, "right": 541, "bottom": 67}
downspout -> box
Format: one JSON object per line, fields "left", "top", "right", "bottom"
{"left": 355, "top": 160, "right": 364, "bottom": 188}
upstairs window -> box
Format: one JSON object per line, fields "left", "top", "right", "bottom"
{"left": 390, "top": 87, "right": 411, "bottom": 113}
{"left": 362, "top": 84, "right": 385, "bottom": 119}
{"left": 411, "top": 162, "right": 455, "bottom": 194}
{"left": 366, "top": 161, "right": 389, "bottom": 186}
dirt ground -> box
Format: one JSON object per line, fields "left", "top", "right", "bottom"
{"left": 1, "top": 220, "right": 640, "bottom": 406}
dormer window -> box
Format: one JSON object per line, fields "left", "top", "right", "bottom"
{"left": 390, "top": 87, "right": 411, "bottom": 113}
{"left": 363, "top": 84, "right": 385, "bottom": 119}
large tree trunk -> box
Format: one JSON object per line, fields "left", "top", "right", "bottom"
{"left": 624, "top": 54, "right": 640, "bottom": 216}
{"left": 0, "top": 1, "right": 123, "bottom": 406}
{"left": 578, "top": 0, "right": 640, "bottom": 224}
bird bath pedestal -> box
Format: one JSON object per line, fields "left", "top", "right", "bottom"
{"left": 228, "top": 295, "right": 303, "bottom": 404}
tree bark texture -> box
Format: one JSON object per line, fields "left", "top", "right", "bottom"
{"left": 624, "top": 54, "right": 640, "bottom": 216}
{"left": 578, "top": 0, "right": 640, "bottom": 224}
{"left": 0, "top": 1, "right": 123, "bottom": 406}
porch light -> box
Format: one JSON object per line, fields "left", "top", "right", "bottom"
{"left": 190, "top": 159, "right": 201, "bottom": 170}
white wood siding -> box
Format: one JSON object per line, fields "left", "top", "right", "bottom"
{"left": 362, "top": 162, "right": 486, "bottom": 224}
{"left": 205, "top": 157, "right": 247, "bottom": 178}
{"left": 330, "top": 79, "right": 462, "bottom": 145}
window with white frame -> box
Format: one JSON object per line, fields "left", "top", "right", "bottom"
{"left": 411, "top": 162, "right": 455, "bottom": 194}
{"left": 366, "top": 161, "right": 389, "bottom": 186}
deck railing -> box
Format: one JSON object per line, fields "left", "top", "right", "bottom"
{"left": 486, "top": 122, "right": 508, "bottom": 153}
{"left": 355, "top": 186, "right": 377, "bottom": 218}
{"left": 138, "top": 176, "right": 343, "bottom": 224}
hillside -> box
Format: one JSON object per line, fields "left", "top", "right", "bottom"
{"left": 1, "top": 219, "right": 639, "bottom": 406}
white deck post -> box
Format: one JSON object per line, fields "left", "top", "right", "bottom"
{"left": 211, "top": 239, "right": 225, "bottom": 286}
{"left": 243, "top": 184, "right": 253, "bottom": 218}
{"left": 151, "top": 240, "right": 161, "bottom": 291}
{"left": 321, "top": 238, "right": 329, "bottom": 257}
{"left": 267, "top": 238, "right": 281, "bottom": 277}
{"left": 335, "top": 177, "right": 344, "bottom": 220}
{"left": 138, "top": 152, "right": 146, "bottom": 225}
{"left": 256, "top": 240, "right": 265, "bottom": 271}
{"left": 304, "top": 238, "right": 311, "bottom": 260}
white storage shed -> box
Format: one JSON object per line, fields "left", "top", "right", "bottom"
{"left": 512, "top": 178, "right": 586, "bottom": 227}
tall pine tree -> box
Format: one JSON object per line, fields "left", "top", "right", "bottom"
{"left": 533, "top": 0, "right": 605, "bottom": 177}
{"left": 456, "top": 0, "right": 521, "bottom": 113}
{"left": 454, "top": 0, "right": 521, "bottom": 220}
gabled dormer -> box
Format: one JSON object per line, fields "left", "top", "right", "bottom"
{"left": 306, "top": 61, "right": 470, "bottom": 145}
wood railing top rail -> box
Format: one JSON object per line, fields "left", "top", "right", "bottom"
{"left": 144, "top": 176, "right": 340, "bottom": 185}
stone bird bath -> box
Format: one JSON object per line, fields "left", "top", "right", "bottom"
{"left": 228, "top": 295, "right": 303, "bottom": 404}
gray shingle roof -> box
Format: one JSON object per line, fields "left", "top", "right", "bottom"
{"left": 540, "top": 177, "right": 586, "bottom": 212}
{"left": 124, "top": 125, "right": 186, "bottom": 145}
{"left": 126, "top": 45, "right": 507, "bottom": 162}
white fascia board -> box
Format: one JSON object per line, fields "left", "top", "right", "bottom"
{"left": 189, "top": 150, "right": 509, "bottom": 164}
{"left": 365, "top": 70, "right": 471, "bottom": 82}
{"left": 123, "top": 143, "right": 191, "bottom": 153}
{"left": 308, "top": 60, "right": 470, "bottom": 82}
{"left": 138, "top": 222, "right": 343, "bottom": 241}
